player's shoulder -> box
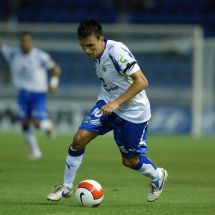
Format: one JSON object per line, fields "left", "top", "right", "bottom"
{"left": 106, "top": 39, "right": 129, "bottom": 56}
{"left": 33, "top": 47, "right": 46, "bottom": 55}
{"left": 32, "top": 47, "right": 50, "bottom": 58}
{"left": 107, "top": 39, "right": 126, "bottom": 51}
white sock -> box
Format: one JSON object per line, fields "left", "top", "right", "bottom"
{"left": 23, "top": 130, "right": 41, "bottom": 155}
{"left": 63, "top": 153, "right": 84, "bottom": 189}
{"left": 138, "top": 163, "right": 163, "bottom": 180}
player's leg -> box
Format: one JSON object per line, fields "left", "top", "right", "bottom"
{"left": 31, "top": 92, "right": 54, "bottom": 138}
{"left": 32, "top": 118, "right": 54, "bottom": 138}
{"left": 21, "top": 120, "right": 42, "bottom": 160}
{"left": 47, "top": 129, "right": 99, "bottom": 201}
{"left": 18, "top": 90, "right": 41, "bottom": 160}
{"left": 47, "top": 100, "right": 113, "bottom": 201}
{"left": 62, "top": 99, "right": 114, "bottom": 190}
{"left": 114, "top": 119, "right": 168, "bottom": 202}
{"left": 64, "top": 129, "right": 99, "bottom": 189}
{"left": 122, "top": 155, "right": 168, "bottom": 202}
{"left": 122, "top": 155, "right": 163, "bottom": 180}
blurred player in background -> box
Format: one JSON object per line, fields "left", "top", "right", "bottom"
{"left": 47, "top": 19, "right": 167, "bottom": 202}
{"left": 0, "top": 31, "right": 61, "bottom": 160}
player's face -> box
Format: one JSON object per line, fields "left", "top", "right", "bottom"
{"left": 79, "top": 34, "right": 105, "bottom": 59}
{"left": 20, "top": 35, "right": 33, "bottom": 54}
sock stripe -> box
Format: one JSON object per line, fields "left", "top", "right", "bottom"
{"left": 68, "top": 147, "right": 85, "bottom": 157}
{"left": 132, "top": 155, "right": 157, "bottom": 170}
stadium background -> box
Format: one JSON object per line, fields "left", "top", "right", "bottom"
{"left": 0, "top": 0, "right": 214, "bottom": 136}
{"left": 0, "top": 2, "right": 215, "bottom": 215}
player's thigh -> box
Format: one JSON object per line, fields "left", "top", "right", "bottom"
{"left": 114, "top": 120, "right": 148, "bottom": 158}
{"left": 32, "top": 92, "right": 48, "bottom": 120}
{"left": 79, "top": 100, "right": 114, "bottom": 134}
{"left": 73, "top": 100, "right": 118, "bottom": 150}
{"left": 17, "top": 90, "right": 31, "bottom": 120}
{"left": 72, "top": 129, "right": 99, "bottom": 150}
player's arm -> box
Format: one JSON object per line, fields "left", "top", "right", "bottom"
{"left": 101, "top": 70, "right": 148, "bottom": 115}
{"left": 49, "top": 63, "right": 61, "bottom": 93}
{"left": 0, "top": 43, "right": 13, "bottom": 61}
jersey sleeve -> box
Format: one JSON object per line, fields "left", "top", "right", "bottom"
{"left": 109, "top": 43, "right": 140, "bottom": 76}
{"left": 1, "top": 44, "right": 15, "bottom": 63}
{"left": 40, "top": 50, "right": 55, "bottom": 70}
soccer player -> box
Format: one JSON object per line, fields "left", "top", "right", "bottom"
{"left": 0, "top": 31, "right": 61, "bottom": 160}
{"left": 47, "top": 19, "right": 167, "bottom": 202}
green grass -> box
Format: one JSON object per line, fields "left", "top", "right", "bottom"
{"left": 0, "top": 133, "right": 215, "bottom": 215}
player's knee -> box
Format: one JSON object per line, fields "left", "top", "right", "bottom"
{"left": 21, "top": 120, "right": 30, "bottom": 129}
{"left": 71, "top": 133, "right": 85, "bottom": 151}
{"left": 122, "top": 159, "right": 131, "bottom": 167}
{"left": 32, "top": 119, "right": 40, "bottom": 128}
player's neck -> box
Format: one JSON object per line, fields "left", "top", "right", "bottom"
{"left": 97, "top": 41, "right": 106, "bottom": 60}
{"left": 22, "top": 49, "right": 31, "bottom": 55}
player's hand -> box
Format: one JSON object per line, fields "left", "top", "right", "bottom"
{"left": 48, "top": 85, "right": 57, "bottom": 93}
{"left": 101, "top": 101, "right": 119, "bottom": 115}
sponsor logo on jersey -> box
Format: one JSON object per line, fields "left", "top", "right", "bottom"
{"left": 119, "top": 55, "right": 128, "bottom": 64}
{"left": 104, "top": 85, "right": 119, "bottom": 92}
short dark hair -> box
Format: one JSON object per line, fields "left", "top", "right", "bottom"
{"left": 77, "top": 19, "right": 103, "bottom": 39}
{"left": 20, "top": 31, "right": 32, "bottom": 38}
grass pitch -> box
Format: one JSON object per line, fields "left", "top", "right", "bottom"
{"left": 0, "top": 132, "right": 215, "bottom": 215}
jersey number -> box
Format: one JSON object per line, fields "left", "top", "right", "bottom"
{"left": 92, "top": 108, "right": 103, "bottom": 117}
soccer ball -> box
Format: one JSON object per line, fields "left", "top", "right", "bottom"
{"left": 75, "top": 179, "right": 104, "bottom": 207}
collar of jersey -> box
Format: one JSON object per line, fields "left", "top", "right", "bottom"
{"left": 20, "top": 47, "right": 34, "bottom": 56}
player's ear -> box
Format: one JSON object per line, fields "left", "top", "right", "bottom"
{"left": 98, "top": 36, "right": 104, "bottom": 43}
